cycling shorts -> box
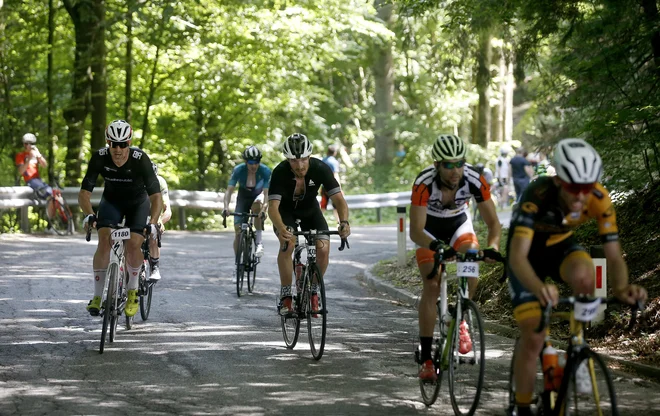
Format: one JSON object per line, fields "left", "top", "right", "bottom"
{"left": 508, "top": 235, "right": 592, "bottom": 313}
{"left": 234, "top": 193, "right": 264, "bottom": 225}
{"left": 416, "top": 213, "right": 478, "bottom": 266}
{"left": 97, "top": 195, "right": 150, "bottom": 234}
{"left": 275, "top": 206, "right": 330, "bottom": 241}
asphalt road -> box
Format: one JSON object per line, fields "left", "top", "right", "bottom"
{"left": 1, "top": 225, "right": 658, "bottom": 416}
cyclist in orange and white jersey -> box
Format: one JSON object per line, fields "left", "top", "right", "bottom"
{"left": 410, "top": 134, "right": 502, "bottom": 382}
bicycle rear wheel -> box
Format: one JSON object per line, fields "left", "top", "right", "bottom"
{"left": 236, "top": 232, "right": 246, "bottom": 297}
{"left": 306, "top": 264, "right": 326, "bottom": 360}
{"left": 47, "top": 197, "right": 73, "bottom": 236}
{"left": 448, "top": 298, "right": 485, "bottom": 416}
{"left": 140, "top": 262, "right": 153, "bottom": 321}
{"left": 419, "top": 302, "right": 443, "bottom": 406}
{"left": 562, "top": 349, "right": 617, "bottom": 415}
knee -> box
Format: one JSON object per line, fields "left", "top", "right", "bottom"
{"left": 573, "top": 265, "right": 594, "bottom": 294}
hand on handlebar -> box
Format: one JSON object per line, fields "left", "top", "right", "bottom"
{"left": 338, "top": 221, "right": 351, "bottom": 239}
{"left": 533, "top": 283, "right": 559, "bottom": 308}
{"left": 481, "top": 247, "right": 503, "bottom": 263}
{"left": 613, "top": 284, "right": 648, "bottom": 306}
{"left": 83, "top": 214, "right": 97, "bottom": 232}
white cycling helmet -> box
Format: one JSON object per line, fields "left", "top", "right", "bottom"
{"left": 432, "top": 134, "right": 466, "bottom": 161}
{"left": 283, "top": 133, "right": 313, "bottom": 159}
{"left": 105, "top": 119, "right": 133, "bottom": 142}
{"left": 553, "top": 138, "right": 602, "bottom": 183}
{"left": 22, "top": 133, "right": 37, "bottom": 144}
{"left": 242, "top": 145, "right": 262, "bottom": 162}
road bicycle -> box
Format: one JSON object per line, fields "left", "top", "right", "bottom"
{"left": 34, "top": 177, "right": 74, "bottom": 235}
{"left": 86, "top": 224, "right": 131, "bottom": 354}
{"left": 138, "top": 226, "right": 161, "bottom": 321}
{"left": 278, "top": 223, "right": 349, "bottom": 360}
{"left": 506, "top": 296, "right": 644, "bottom": 416}
{"left": 415, "top": 246, "right": 505, "bottom": 415}
{"left": 223, "top": 211, "right": 263, "bottom": 296}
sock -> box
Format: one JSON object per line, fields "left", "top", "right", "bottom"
{"left": 93, "top": 268, "right": 107, "bottom": 298}
{"left": 515, "top": 392, "right": 533, "bottom": 409}
{"left": 256, "top": 230, "right": 262, "bottom": 244}
{"left": 127, "top": 264, "right": 141, "bottom": 290}
{"left": 420, "top": 336, "right": 433, "bottom": 362}
{"left": 280, "top": 285, "right": 292, "bottom": 299}
{"left": 150, "top": 257, "right": 159, "bottom": 270}
{"left": 311, "top": 283, "right": 319, "bottom": 294}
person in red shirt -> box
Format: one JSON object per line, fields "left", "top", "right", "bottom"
{"left": 15, "top": 133, "right": 52, "bottom": 199}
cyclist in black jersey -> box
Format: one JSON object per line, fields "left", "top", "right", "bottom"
{"left": 78, "top": 119, "right": 162, "bottom": 318}
{"left": 268, "top": 133, "right": 351, "bottom": 314}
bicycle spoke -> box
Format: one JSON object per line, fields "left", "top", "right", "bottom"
{"left": 419, "top": 303, "right": 443, "bottom": 406}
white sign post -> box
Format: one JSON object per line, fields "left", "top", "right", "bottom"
{"left": 397, "top": 206, "right": 407, "bottom": 267}
{"left": 591, "top": 246, "right": 607, "bottom": 324}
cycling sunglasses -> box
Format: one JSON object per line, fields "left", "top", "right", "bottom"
{"left": 560, "top": 181, "right": 595, "bottom": 195}
{"left": 246, "top": 160, "right": 260, "bottom": 165}
{"left": 439, "top": 160, "right": 466, "bottom": 170}
{"left": 108, "top": 141, "right": 129, "bottom": 149}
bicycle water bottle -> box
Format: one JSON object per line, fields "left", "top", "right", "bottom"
{"left": 542, "top": 344, "right": 558, "bottom": 391}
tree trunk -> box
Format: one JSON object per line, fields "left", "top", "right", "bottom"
{"left": 372, "top": 0, "right": 394, "bottom": 166}
{"left": 47, "top": 0, "right": 55, "bottom": 182}
{"left": 138, "top": 43, "right": 160, "bottom": 149}
{"left": 640, "top": 0, "right": 660, "bottom": 72}
{"left": 476, "top": 28, "right": 492, "bottom": 146}
{"left": 195, "top": 94, "right": 206, "bottom": 191}
{"left": 491, "top": 46, "right": 504, "bottom": 143}
{"left": 0, "top": 1, "right": 16, "bottom": 167}
{"left": 90, "top": 0, "right": 106, "bottom": 151}
{"left": 63, "top": 0, "right": 97, "bottom": 185}
{"left": 504, "top": 50, "right": 514, "bottom": 142}
{"left": 125, "top": 0, "right": 133, "bottom": 122}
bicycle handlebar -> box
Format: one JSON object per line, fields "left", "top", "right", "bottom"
{"left": 426, "top": 246, "right": 506, "bottom": 279}
{"left": 84, "top": 223, "right": 162, "bottom": 247}
{"left": 222, "top": 211, "right": 262, "bottom": 228}
{"left": 281, "top": 229, "right": 350, "bottom": 252}
{"left": 534, "top": 296, "right": 645, "bottom": 333}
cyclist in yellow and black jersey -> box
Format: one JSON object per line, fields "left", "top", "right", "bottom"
{"left": 507, "top": 138, "right": 647, "bottom": 416}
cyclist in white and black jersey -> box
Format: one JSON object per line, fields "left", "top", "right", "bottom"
{"left": 268, "top": 133, "right": 351, "bottom": 315}
{"left": 410, "top": 134, "right": 502, "bottom": 382}
{"left": 79, "top": 119, "right": 162, "bottom": 318}
{"left": 146, "top": 163, "right": 172, "bottom": 282}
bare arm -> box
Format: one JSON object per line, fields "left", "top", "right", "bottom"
{"left": 17, "top": 162, "right": 27, "bottom": 176}
{"left": 603, "top": 241, "right": 629, "bottom": 294}
{"left": 477, "top": 198, "right": 501, "bottom": 249}
{"left": 409, "top": 205, "right": 432, "bottom": 248}
{"left": 223, "top": 186, "right": 235, "bottom": 211}
{"left": 78, "top": 190, "right": 95, "bottom": 216}
{"left": 268, "top": 199, "right": 286, "bottom": 233}
{"left": 329, "top": 192, "right": 350, "bottom": 238}
{"left": 525, "top": 165, "right": 534, "bottom": 178}
{"left": 160, "top": 198, "right": 172, "bottom": 224}
{"left": 509, "top": 232, "right": 547, "bottom": 299}
{"left": 148, "top": 193, "right": 162, "bottom": 225}
{"left": 261, "top": 189, "right": 269, "bottom": 212}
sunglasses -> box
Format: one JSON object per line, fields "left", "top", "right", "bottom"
{"left": 439, "top": 160, "right": 466, "bottom": 170}
{"left": 109, "top": 141, "right": 129, "bottom": 149}
{"left": 247, "top": 160, "right": 260, "bottom": 165}
{"left": 560, "top": 181, "right": 595, "bottom": 195}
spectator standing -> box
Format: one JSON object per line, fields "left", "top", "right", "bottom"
{"left": 509, "top": 147, "right": 534, "bottom": 201}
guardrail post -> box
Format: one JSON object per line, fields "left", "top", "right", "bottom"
{"left": 376, "top": 207, "right": 381, "bottom": 223}
{"left": 20, "top": 207, "right": 30, "bottom": 233}
{"left": 397, "top": 206, "right": 407, "bottom": 266}
{"left": 590, "top": 245, "right": 607, "bottom": 324}
{"left": 178, "top": 207, "right": 186, "bottom": 230}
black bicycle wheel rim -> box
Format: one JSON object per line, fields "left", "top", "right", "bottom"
{"left": 307, "top": 264, "right": 327, "bottom": 360}
{"left": 281, "top": 311, "right": 300, "bottom": 349}
{"left": 561, "top": 349, "right": 618, "bottom": 415}
{"left": 108, "top": 269, "right": 119, "bottom": 343}
{"left": 246, "top": 234, "right": 255, "bottom": 293}
{"left": 139, "top": 262, "right": 150, "bottom": 320}
{"left": 236, "top": 233, "right": 246, "bottom": 297}
{"left": 46, "top": 198, "right": 67, "bottom": 236}
{"left": 419, "top": 302, "right": 443, "bottom": 406}
{"left": 140, "top": 284, "right": 153, "bottom": 321}
{"left": 448, "top": 298, "right": 485, "bottom": 416}
{"left": 100, "top": 267, "right": 115, "bottom": 354}
{"left": 506, "top": 339, "right": 518, "bottom": 415}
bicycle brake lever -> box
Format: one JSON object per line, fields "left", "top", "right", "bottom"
{"left": 338, "top": 238, "right": 349, "bottom": 251}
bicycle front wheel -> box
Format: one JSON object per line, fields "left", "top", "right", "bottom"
{"left": 448, "top": 298, "right": 485, "bottom": 416}
{"left": 562, "top": 349, "right": 618, "bottom": 415}
{"left": 246, "top": 234, "right": 257, "bottom": 293}
{"left": 99, "top": 266, "right": 117, "bottom": 354}
{"left": 281, "top": 303, "right": 301, "bottom": 349}
{"left": 306, "top": 264, "right": 326, "bottom": 360}
{"left": 236, "top": 232, "right": 246, "bottom": 297}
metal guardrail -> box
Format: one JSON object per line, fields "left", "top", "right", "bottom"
{"left": 0, "top": 186, "right": 413, "bottom": 232}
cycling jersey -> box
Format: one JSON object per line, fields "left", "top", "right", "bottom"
{"left": 15, "top": 150, "right": 40, "bottom": 182}
{"left": 495, "top": 156, "right": 510, "bottom": 180}
{"left": 411, "top": 164, "right": 491, "bottom": 219}
{"left": 81, "top": 147, "right": 161, "bottom": 203}
{"left": 268, "top": 157, "right": 340, "bottom": 212}
{"left": 157, "top": 175, "right": 170, "bottom": 207}
{"left": 228, "top": 163, "right": 271, "bottom": 199}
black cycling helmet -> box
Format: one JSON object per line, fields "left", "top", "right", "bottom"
{"left": 282, "top": 133, "right": 313, "bottom": 159}
{"left": 242, "top": 146, "right": 262, "bottom": 162}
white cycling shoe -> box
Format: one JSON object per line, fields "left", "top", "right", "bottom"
{"left": 255, "top": 244, "right": 264, "bottom": 258}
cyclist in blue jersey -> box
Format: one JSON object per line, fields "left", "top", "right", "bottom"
{"left": 223, "top": 146, "right": 271, "bottom": 258}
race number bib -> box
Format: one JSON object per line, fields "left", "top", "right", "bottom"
{"left": 456, "top": 262, "right": 479, "bottom": 278}
{"left": 110, "top": 228, "right": 131, "bottom": 240}
{"left": 573, "top": 299, "right": 601, "bottom": 322}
